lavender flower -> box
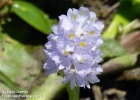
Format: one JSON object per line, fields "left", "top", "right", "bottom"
{"left": 44, "top": 7, "right": 104, "bottom": 89}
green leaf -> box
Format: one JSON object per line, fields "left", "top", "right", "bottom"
{"left": 102, "top": 14, "right": 129, "bottom": 39}
{"left": 132, "top": 0, "right": 140, "bottom": 15}
{"left": 0, "top": 83, "right": 13, "bottom": 100}
{"left": 0, "top": 34, "right": 40, "bottom": 92}
{"left": 101, "top": 53, "right": 139, "bottom": 76}
{"left": 12, "top": 1, "right": 52, "bottom": 34}
{"left": 0, "top": 71, "right": 20, "bottom": 91}
{"left": 0, "top": 33, "right": 3, "bottom": 44}
{"left": 100, "top": 39, "right": 126, "bottom": 58}
{"left": 102, "top": 0, "right": 138, "bottom": 38}
{"left": 26, "top": 74, "right": 64, "bottom": 100}
{"left": 0, "top": 27, "right": 3, "bottom": 43}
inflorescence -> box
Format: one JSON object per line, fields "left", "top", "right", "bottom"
{"left": 44, "top": 7, "right": 104, "bottom": 89}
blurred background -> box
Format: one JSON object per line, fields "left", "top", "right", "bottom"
{"left": 0, "top": 0, "right": 140, "bottom": 100}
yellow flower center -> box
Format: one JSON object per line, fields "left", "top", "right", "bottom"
{"left": 68, "top": 33, "right": 74, "bottom": 39}
{"left": 80, "top": 11, "right": 86, "bottom": 16}
{"left": 90, "top": 17, "right": 94, "bottom": 22}
{"left": 63, "top": 51, "right": 69, "bottom": 55}
{"left": 72, "top": 14, "right": 77, "bottom": 20}
{"left": 71, "top": 69, "right": 76, "bottom": 74}
{"left": 79, "top": 42, "right": 86, "bottom": 47}
{"left": 80, "top": 58, "right": 85, "bottom": 63}
{"left": 89, "top": 31, "right": 94, "bottom": 35}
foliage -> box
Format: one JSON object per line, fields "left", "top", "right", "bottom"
{"left": 103, "top": 0, "right": 140, "bottom": 39}
{"left": 100, "top": 39, "right": 126, "bottom": 58}
{"left": 12, "top": 1, "right": 52, "bottom": 34}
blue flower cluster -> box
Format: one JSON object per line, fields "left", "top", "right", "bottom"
{"left": 44, "top": 7, "right": 104, "bottom": 89}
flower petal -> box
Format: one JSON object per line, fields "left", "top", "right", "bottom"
{"left": 85, "top": 80, "right": 90, "bottom": 89}
{"left": 44, "top": 67, "right": 57, "bottom": 76}
{"left": 87, "top": 75, "right": 100, "bottom": 84}
{"left": 93, "top": 21, "right": 104, "bottom": 31}
{"left": 70, "top": 75, "right": 76, "bottom": 89}
{"left": 62, "top": 75, "right": 72, "bottom": 84}
{"left": 75, "top": 74, "right": 84, "bottom": 87}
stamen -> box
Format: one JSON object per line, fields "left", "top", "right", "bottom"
{"left": 90, "top": 17, "right": 94, "bottom": 22}
{"left": 80, "top": 58, "right": 85, "bottom": 63}
{"left": 79, "top": 42, "right": 86, "bottom": 47}
{"left": 89, "top": 31, "right": 94, "bottom": 35}
{"left": 68, "top": 51, "right": 73, "bottom": 55}
{"left": 89, "top": 71, "right": 94, "bottom": 74}
{"left": 80, "top": 11, "right": 86, "bottom": 16}
{"left": 71, "top": 69, "right": 76, "bottom": 74}
{"left": 68, "top": 33, "right": 74, "bottom": 39}
{"left": 63, "top": 50, "right": 69, "bottom": 55}
{"left": 80, "top": 34, "right": 84, "bottom": 36}
{"left": 72, "top": 14, "right": 77, "bottom": 20}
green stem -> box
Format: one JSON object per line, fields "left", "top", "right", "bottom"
{"left": 65, "top": 83, "right": 80, "bottom": 100}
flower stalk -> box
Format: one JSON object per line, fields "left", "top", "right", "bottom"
{"left": 66, "top": 83, "right": 79, "bottom": 100}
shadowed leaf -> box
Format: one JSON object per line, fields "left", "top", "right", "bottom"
{"left": 0, "top": 34, "right": 40, "bottom": 94}
{"left": 12, "top": 1, "right": 52, "bottom": 34}
{"left": 100, "top": 39, "right": 126, "bottom": 58}
{"left": 26, "top": 74, "right": 64, "bottom": 100}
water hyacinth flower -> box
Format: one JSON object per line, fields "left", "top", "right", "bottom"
{"left": 44, "top": 7, "right": 104, "bottom": 89}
